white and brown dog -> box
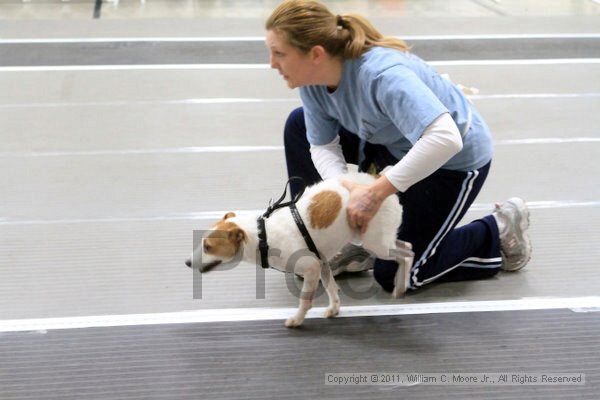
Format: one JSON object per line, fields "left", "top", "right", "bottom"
{"left": 186, "top": 172, "right": 411, "bottom": 327}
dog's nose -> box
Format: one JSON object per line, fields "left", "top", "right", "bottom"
{"left": 185, "top": 259, "right": 192, "bottom": 268}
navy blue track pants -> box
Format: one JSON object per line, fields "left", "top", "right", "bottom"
{"left": 283, "top": 107, "right": 502, "bottom": 291}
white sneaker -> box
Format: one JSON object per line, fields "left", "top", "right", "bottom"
{"left": 328, "top": 244, "right": 374, "bottom": 277}
{"left": 492, "top": 197, "right": 532, "bottom": 271}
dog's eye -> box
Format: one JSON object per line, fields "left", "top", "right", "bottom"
{"left": 203, "top": 242, "right": 212, "bottom": 252}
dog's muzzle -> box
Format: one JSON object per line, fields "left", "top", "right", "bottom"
{"left": 184, "top": 259, "right": 222, "bottom": 272}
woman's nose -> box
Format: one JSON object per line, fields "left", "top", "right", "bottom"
{"left": 269, "top": 54, "right": 278, "bottom": 69}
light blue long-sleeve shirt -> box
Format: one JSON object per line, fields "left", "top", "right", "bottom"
{"left": 299, "top": 46, "right": 493, "bottom": 171}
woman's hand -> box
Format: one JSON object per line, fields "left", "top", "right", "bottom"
{"left": 341, "top": 176, "right": 398, "bottom": 234}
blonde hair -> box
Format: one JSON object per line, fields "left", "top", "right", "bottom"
{"left": 265, "top": 0, "right": 410, "bottom": 58}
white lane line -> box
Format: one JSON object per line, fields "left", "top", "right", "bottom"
{"left": 0, "top": 93, "right": 598, "bottom": 109}
{"left": 471, "top": 93, "right": 600, "bottom": 100}
{"left": 0, "top": 211, "right": 263, "bottom": 225}
{"left": 496, "top": 138, "right": 600, "bottom": 145}
{"left": 470, "top": 200, "right": 600, "bottom": 210}
{"left": 1, "top": 297, "right": 599, "bottom": 333}
{"left": 0, "top": 146, "right": 270, "bottom": 157}
{"left": 0, "top": 201, "right": 598, "bottom": 226}
{"left": 0, "top": 138, "right": 597, "bottom": 158}
{"left": 1, "top": 59, "right": 599, "bottom": 72}
{"left": 1, "top": 33, "right": 599, "bottom": 43}
{"left": 429, "top": 59, "right": 600, "bottom": 66}
{"left": 0, "top": 146, "right": 286, "bottom": 157}
{"left": 0, "top": 64, "right": 271, "bottom": 72}
{"left": 401, "top": 33, "right": 600, "bottom": 40}
{"left": 0, "top": 64, "right": 270, "bottom": 72}
{"left": 0, "top": 37, "right": 267, "bottom": 43}
{"left": 0, "top": 98, "right": 300, "bottom": 108}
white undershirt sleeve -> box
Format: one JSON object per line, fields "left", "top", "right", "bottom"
{"left": 383, "top": 113, "right": 463, "bottom": 193}
{"left": 309, "top": 135, "right": 348, "bottom": 180}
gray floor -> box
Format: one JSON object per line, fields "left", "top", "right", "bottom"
{"left": 1, "top": 0, "right": 599, "bottom": 399}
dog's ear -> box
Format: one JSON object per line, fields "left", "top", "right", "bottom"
{"left": 228, "top": 228, "right": 246, "bottom": 245}
{"left": 223, "top": 212, "right": 236, "bottom": 220}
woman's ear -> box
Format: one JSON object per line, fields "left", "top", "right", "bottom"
{"left": 309, "top": 45, "right": 327, "bottom": 63}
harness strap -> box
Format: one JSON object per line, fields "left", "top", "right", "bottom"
{"left": 257, "top": 217, "right": 269, "bottom": 269}
{"left": 257, "top": 177, "right": 322, "bottom": 269}
{"left": 289, "top": 202, "right": 322, "bottom": 260}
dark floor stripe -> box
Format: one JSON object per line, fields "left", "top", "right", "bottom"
{"left": 0, "top": 309, "right": 598, "bottom": 400}
{"left": 1, "top": 37, "right": 599, "bottom": 67}
{"left": 93, "top": 0, "right": 102, "bottom": 19}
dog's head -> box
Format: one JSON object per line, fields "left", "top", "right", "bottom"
{"left": 185, "top": 212, "right": 247, "bottom": 271}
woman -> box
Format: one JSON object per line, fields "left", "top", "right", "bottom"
{"left": 265, "top": 0, "right": 531, "bottom": 293}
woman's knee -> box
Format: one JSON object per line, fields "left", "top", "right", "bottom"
{"left": 373, "top": 259, "right": 398, "bottom": 293}
{"left": 284, "top": 107, "right": 306, "bottom": 144}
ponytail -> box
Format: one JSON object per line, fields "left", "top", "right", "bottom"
{"left": 266, "top": 0, "right": 410, "bottom": 59}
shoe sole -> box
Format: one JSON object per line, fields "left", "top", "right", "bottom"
{"left": 501, "top": 197, "right": 532, "bottom": 271}
{"left": 331, "top": 256, "right": 373, "bottom": 277}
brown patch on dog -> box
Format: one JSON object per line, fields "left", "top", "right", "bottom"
{"left": 223, "top": 212, "right": 236, "bottom": 220}
{"left": 308, "top": 190, "right": 342, "bottom": 229}
{"left": 203, "top": 220, "right": 247, "bottom": 259}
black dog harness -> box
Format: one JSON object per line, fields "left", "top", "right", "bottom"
{"left": 257, "top": 177, "right": 322, "bottom": 269}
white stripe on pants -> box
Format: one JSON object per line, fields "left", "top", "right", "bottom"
{"left": 410, "top": 170, "right": 479, "bottom": 288}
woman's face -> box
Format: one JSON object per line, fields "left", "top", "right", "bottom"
{"left": 266, "top": 30, "right": 316, "bottom": 89}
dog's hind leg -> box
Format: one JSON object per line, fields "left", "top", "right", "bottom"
{"left": 285, "top": 262, "right": 320, "bottom": 328}
{"left": 320, "top": 262, "right": 340, "bottom": 318}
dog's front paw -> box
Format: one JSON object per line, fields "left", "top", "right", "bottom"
{"left": 284, "top": 316, "right": 303, "bottom": 328}
{"left": 324, "top": 305, "right": 340, "bottom": 318}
